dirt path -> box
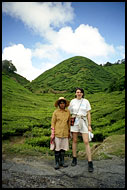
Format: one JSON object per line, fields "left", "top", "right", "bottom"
{"left": 2, "top": 155, "right": 125, "bottom": 188}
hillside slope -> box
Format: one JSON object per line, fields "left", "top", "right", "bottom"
{"left": 2, "top": 69, "right": 125, "bottom": 161}
{"left": 103, "top": 63, "right": 125, "bottom": 92}
{"left": 2, "top": 72, "right": 60, "bottom": 138}
{"left": 3, "top": 71, "right": 30, "bottom": 86}
{"left": 26, "top": 56, "right": 117, "bottom": 93}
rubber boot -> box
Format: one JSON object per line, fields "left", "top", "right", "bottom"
{"left": 88, "top": 161, "right": 94, "bottom": 172}
{"left": 71, "top": 157, "right": 77, "bottom": 166}
{"left": 59, "top": 150, "right": 68, "bottom": 167}
{"left": 54, "top": 151, "right": 60, "bottom": 170}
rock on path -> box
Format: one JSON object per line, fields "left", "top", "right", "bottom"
{"left": 2, "top": 155, "right": 125, "bottom": 188}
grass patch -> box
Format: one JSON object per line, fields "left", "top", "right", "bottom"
{"left": 2, "top": 134, "right": 125, "bottom": 160}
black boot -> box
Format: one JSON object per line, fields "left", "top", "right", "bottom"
{"left": 88, "top": 161, "right": 94, "bottom": 172}
{"left": 59, "top": 150, "right": 68, "bottom": 167}
{"left": 54, "top": 151, "right": 60, "bottom": 170}
{"left": 71, "top": 157, "right": 77, "bottom": 166}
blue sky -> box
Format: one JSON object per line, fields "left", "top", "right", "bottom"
{"left": 2, "top": 2, "right": 125, "bottom": 81}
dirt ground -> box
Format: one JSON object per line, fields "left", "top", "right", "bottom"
{"left": 2, "top": 154, "right": 125, "bottom": 188}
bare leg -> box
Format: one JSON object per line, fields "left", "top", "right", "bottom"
{"left": 82, "top": 133, "right": 92, "bottom": 161}
{"left": 72, "top": 132, "right": 78, "bottom": 157}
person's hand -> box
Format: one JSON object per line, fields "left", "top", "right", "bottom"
{"left": 50, "top": 127, "right": 55, "bottom": 143}
{"left": 68, "top": 132, "right": 72, "bottom": 139}
{"left": 50, "top": 136, "right": 55, "bottom": 144}
{"left": 88, "top": 125, "right": 92, "bottom": 132}
{"left": 51, "top": 133, "right": 55, "bottom": 139}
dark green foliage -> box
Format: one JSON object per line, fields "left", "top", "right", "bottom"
{"left": 25, "top": 136, "right": 50, "bottom": 147}
{"left": 108, "top": 75, "right": 125, "bottom": 92}
{"left": 2, "top": 59, "right": 30, "bottom": 87}
{"left": 103, "top": 62, "right": 125, "bottom": 92}
{"left": 26, "top": 56, "right": 124, "bottom": 94}
{"left": 10, "top": 72, "right": 30, "bottom": 87}
{"left": 2, "top": 60, "right": 17, "bottom": 73}
{"left": 23, "top": 127, "right": 50, "bottom": 138}
{"left": 103, "top": 62, "right": 112, "bottom": 66}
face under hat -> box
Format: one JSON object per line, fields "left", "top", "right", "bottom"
{"left": 55, "top": 97, "right": 70, "bottom": 107}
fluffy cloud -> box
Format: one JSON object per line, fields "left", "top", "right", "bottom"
{"left": 2, "top": 2, "right": 125, "bottom": 80}
{"left": 2, "top": 44, "right": 45, "bottom": 81}
{"left": 3, "top": 2, "right": 115, "bottom": 59}
{"left": 116, "top": 46, "right": 125, "bottom": 58}
{"left": 2, "top": 2, "right": 74, "bottom": 39}
{"left": 53, "top": 24, "right": 115, "bottom": 58}
{"left": 32, "top": 44, "right": 61, "bottom": 61}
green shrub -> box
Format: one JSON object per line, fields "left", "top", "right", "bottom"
{"left": 6, "top": 143, "right": 54, "bottom": 156}
{"left": 23, "top": 127, "right": 51, "bottom": 138}
{"left": 2, "top": 128, "right": 16, "bottom": 139}
{"left": 25, "top": 136, "right": 50, "bottom": 147}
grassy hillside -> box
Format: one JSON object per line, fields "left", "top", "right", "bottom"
{"left": 2, "top": 56, "right": 125, "bottom": 156}
{"left": 2, "top": 70, "right": 30, "bottom": 86}
{"left": 2, "top": 71, "right": 125, "bottom": 155}
{"left": 25, "top": 56, "right": 119, "bottom": 94}
{"left": 103, "top": 62, "right": 125, "bottom": 77}
{"left": 2, "top": 72, "right": 58, "bottom": 138}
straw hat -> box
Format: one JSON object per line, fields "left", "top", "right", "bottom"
{"left": 55, "top": 97, "right": 70, "bottom": 107}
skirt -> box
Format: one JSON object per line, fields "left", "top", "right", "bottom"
{"left": 55, "top": 137, "right": 69, "bottom": 151}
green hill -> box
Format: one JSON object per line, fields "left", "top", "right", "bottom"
{"left": 2, "top": 72, "right": 58, "bottom": 139}
{"left": 2, "top": 59, "right": 30, "bottom": 86}
{"left": 2, "top": 71, "right": 125, "bottom": 139}
{"left": 103, "top": 62, "right": 125, "bottom": 92}
{"left": 2, "top": 56, "right": 125, "bottom": 156}
{"left": 26, "top": 56, "right": 121, "bottom": 94}
{"left": 103, "top": 61, "right": 125, "bottom": 77}
{"left": 2, "top": 71, "right": 30, "bottom": 87}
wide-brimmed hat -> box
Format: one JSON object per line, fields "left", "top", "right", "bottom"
{"left": 55, "top": 97, "right": 70, "bottom": 107}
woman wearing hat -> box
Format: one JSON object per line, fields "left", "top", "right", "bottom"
{"left": 50, "top": 97, "right": 71, "bottom": 169}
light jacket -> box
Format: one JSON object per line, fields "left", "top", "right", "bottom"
{"left": 51, "top": 108, "right": 71, "bottom": 138}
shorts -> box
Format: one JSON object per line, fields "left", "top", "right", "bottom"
{"left": 71, "top": 125, "right": 88, "bottom": 133}
{"left": 71, "top": 117, "right": 88, "bottom": 134}
{"left": 55, "top": 137, "right": 69, "bottom": 151}
{"left": 71, "top": 121, "right": 88, "bottom": 134}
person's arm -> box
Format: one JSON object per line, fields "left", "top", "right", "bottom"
{"left": 87, "top": 110, "right": 92, "bottom": 132}
{"left": 50, "top": 112, "right": 56, "bottom": 142}
{"left": 68, "top": 100, "right": 73, "bottom": 115}
{"left": 68, "top": 110, "right": 71, "bottom": 138}
{"left": 50, "top": 127, "right": 55, "bottom": 143}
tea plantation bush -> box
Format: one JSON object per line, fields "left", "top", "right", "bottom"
{"left": 25, "top": 136, "right": 50, "bottom": 147}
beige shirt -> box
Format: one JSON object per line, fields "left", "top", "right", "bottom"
{"left": 51, "top": 108, "right": 71, "bottom": 138}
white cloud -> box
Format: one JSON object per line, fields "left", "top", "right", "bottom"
{"left": 2, "top": 2, "right": 125, "bottom": 81}
{"left": 32, "top": 23, "right": 116, "bottom": 66}
{"left": 2, "top": 44, "right": 64, "bottom": 81}
{"left": 2, "top": 44, "right": 44, "bottom": 81}
{"left": 116, "top": 45, "right": 125, "bottom": 58}
{"left": 53, "top": 24, "right": 115, "bottom": 58}
{"left": 3, "top": 1, "right": 115, "bottom": 59}
{"left": 32, "top": 44, "right": 61, "bottom": 62}
{"left": 2, "top": 2, "right": 74, "bottom": 39}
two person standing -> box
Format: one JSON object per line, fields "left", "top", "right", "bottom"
{"left": 50, "top": 88, "right": 94, "bottom": 172}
